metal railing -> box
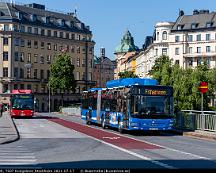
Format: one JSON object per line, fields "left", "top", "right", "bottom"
{"left": 176, "top": 110, "right": 216, "bottom": 132}
{"left": 61, "top": 107, "right": 81, "bottom": 116}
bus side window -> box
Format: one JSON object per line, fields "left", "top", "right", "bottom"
{"left": 111, "top": 99, "right": 117, "bottom": 112}
{"left": 116, "top": 99, "right": 121, "bottom": 112}
{"left": 123, "top": 100, "right": 127, "bottom": 115}
{"left": 133, "top": 96, "right": 138, "bottom": 113}
{"left": 92, "top": 98, "right": 97, "bottom": 110}
{"left": 101, "top": 100, "right": 105, "bottom": 111}
{"left": 82, "top": 99, "right": 88, "bottom": 109}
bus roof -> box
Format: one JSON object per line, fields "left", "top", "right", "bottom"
{"left": 106, "top": 78, "right": 158, "bottom": 88}
{"left": 87, "top": 88, "right": 104, "bottom": 92}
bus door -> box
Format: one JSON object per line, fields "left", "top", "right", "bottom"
{"left": 96, "top": 90, "right": 102, "bottom": 123}
{"left": 121, "top": 98, "right": 130, "bottom": 128}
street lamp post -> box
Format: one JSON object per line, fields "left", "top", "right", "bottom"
{"left": 48, "top": 83, "right": 51, "bottom": 114}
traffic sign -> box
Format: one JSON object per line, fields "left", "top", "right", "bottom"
{"left": 198, "top": 82, "right": 208, "bottom": 94}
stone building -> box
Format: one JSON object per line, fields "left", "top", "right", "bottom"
{"left": 0, "top": 2, "right": 95, "bottom": 111}
{"left": 93, "top": 48, "right": 115, "bottom": 88}
{"left": 134, "top": 10, "right": 216, "bottom": 77}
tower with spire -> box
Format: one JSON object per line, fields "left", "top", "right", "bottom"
{"left": 114, "top": 29, "right": 139, "bottom": 54}
{"left": 114, "top": 30, "right": 139, "bottom": 79}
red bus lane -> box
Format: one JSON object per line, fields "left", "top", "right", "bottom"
{"left": 48, "top": 117, "right": 162, "bottom": 150}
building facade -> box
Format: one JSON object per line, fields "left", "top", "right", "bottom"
{"left": 93, "top": 48, "right": 115, "bottom": 88}
{"left": 135, "top": 22, "right": 174, "bottom": 78}
{"left": 134, "top": 10, "right": 216, "bottom": 78}
{"left": 170, "top": 10, "right": 216, "bottom": 69}
{"left": 0, "top": 2, "right": 95, "bottom": 111}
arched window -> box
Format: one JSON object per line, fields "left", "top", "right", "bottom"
{"left": 162, "top": 31, "right": 167, "bottom": 40}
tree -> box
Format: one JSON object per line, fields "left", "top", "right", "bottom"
{"left": 171, "top": 64, "right": 185, "bottom": 112}
{"left": 149, "top": 55, "right": 172, "bottom": 85}
{"left": 190, "top": 64, "right": 209, "bottom": 110}
{"left": 207, "top": 67, "right": 216, "bottom": 110}
{"left": 49, "top": 53, "right": 76, "bottom": 108}
{"left": 150, "top": 55, "right": 216, "bottom": 111}
{"left": 118, "top": 71, "right": 138, "bottom": 78}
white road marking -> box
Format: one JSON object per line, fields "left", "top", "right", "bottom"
{"left": 103, "top": 137, "right": 120, "bottom": 140}
{"left": 97, "top": 138, "right": 175, "bottom": 169}
{"left": 59, "top": 123, "right": 175, "bottom": 169}
{"left": 0, "top": 151, "right": 34, "bottom": 153}
{"left": 0, "top": 156, "right": 36, "bottom": 159}
{"left": 0, "top": 145, "right": 37, "bottom": 166}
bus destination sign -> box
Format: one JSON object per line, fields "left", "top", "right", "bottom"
{"left": 13, "top": 95, "right": 33, "bottom": 99}
{"left": 144, "top": 89, "right": 167, "bottom": 96}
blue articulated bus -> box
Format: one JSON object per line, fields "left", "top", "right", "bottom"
{"left": 81, "top": 78, "right": 174, "bottom": 133}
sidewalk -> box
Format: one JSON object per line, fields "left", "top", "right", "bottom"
{"left": 171, "top": 128, "right": 216, "bottom": 141}
{"left": 0, "top": 112, "right": 19, "bottom": 144}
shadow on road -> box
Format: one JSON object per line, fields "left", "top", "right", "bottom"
{"left": 0, "top": 159, "right": 216, "bottom": 169}
{"left": 89, "top": 122, "right": 186, "bottom": 137}
{"left": 12, "top": 116, "right": 58, "bottom": 120}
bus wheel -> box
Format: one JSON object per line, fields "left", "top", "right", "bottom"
{"left": 118, "top": 122, "right": 123, "bottom": 134}
{"left": 86, "top": 114, "right": 91, "bottom": 125}
{"left": 102, "top": 118, "right": 106, "bottom": 129}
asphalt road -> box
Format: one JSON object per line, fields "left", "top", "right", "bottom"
{"left": 0, "top": 113, "right": 216, "bottom": 169}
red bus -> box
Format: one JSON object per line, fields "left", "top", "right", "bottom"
{"left": 10, "top": 90, "right": 34, "bottom": 118}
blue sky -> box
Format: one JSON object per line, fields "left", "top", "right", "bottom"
{"left": 13, "top": 0, "right": 214, "bottom": 60}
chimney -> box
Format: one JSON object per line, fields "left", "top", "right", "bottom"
{"left": 193, "top": 9, "right": 199, "bottom": 15}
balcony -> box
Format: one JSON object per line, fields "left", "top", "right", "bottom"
{"left": 184, "top": 51, "right": 216, "bottom": 58}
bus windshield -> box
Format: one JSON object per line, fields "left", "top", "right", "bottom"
{"left": 130, "top": 95, "right": 173, "bottom": 119}
{"left": 11, "top": 98, "right": 34, "bottom": 110}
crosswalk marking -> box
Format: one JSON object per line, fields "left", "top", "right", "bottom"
{"left": 0, "top": 156, "right": 36, "bottom": 159}
{"left": 0, "top": 145, "right": 37, "bottom": 166}
{"left": 0, "top": 153, "right": 34, "bottom": 155}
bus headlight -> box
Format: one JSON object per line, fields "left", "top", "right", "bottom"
{"left": 170, "top": 119, "right": 174, "bottom": 123}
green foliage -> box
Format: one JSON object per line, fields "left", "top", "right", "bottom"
{"left": 150, "top": 55, "right": 216, "bottom": 112}
{"left": 118, "top": 71, "right": 138, "bottom": 78}
{"left": 49, "top": 53, "right": 76, "bottom": 107}
{"left": 49, "top": 53, "right": 76, "bottom": 92}
{"left": 209, "top": 106, "right": 216, "bottom": 111}
{"left": 149, "top": 55, "right": 172, "bottom": 85}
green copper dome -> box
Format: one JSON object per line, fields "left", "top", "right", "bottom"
{"left": 94, "top": 56, "right": 100, "bottom": 64}
{"left": 114, "top": 30, "right": 139, "bottom": 54}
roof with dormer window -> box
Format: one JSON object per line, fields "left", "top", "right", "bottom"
{"left": 0, "top": 2, "right": 91, "bottom": 34}
{"left": 172, "top": 10, "right": 216, "bottom": 32}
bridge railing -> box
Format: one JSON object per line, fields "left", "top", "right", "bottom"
{"left": 61, "top": 107, "right": 81, "bottom": 116}
{"left": 176, "top": 110, "right": 216, "bottom": 132}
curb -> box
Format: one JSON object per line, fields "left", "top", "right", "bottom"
{"left": 0, "top": 113, "right": 20, "bottom": 145}
{"left": 171, "top": 129, "right": 216, "bottom": 141}
{"left": 182, "top": 131, "right": 216, "bottom": 141}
